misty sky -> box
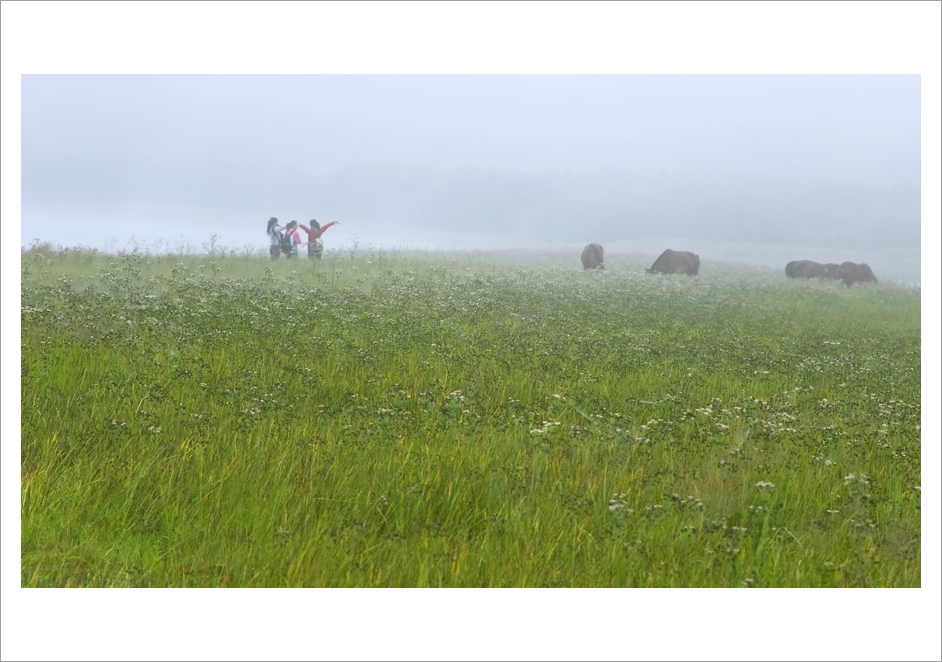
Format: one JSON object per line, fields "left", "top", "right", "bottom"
{"left": 21, "top": 74, "right": 921, "bottom": 255}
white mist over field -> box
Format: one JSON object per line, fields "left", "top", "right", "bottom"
{"left": 21, "top": 74, "right": 922, "bottom": 281}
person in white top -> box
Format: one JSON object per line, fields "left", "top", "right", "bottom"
{"left": 266, "top": 217, "right": 285, "bottom": 259}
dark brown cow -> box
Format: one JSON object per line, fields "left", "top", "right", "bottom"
{"left": 581, "top": 243, "right": 605, "bottom": 270}
{"left": 646, "top": 249, "right": 700, "bottom": 275}
{"left": 785, "top": 260, "right": 833, "bottom": 279}
{"left": 836, "top": 261, "right": 878, "bottom": 287}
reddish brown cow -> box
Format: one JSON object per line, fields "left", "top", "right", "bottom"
{"left": 646, "top": 249, "right": 700, "bottom": 275}
{"left": 581, "top": 243, "right": 605, "bottom": 270}
{"left": 836, "top": 261, "right": 878, "bottom": 287}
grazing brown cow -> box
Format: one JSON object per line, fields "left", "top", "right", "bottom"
{"left": 581, "top": 243, "right": 605, "bottom": 270}
{"left": 836, "top": 261, "right": 878, "bottom": 287}
{"left": 646, "top": 249, "right": 700, "bottom": 275}
{"left": 785, "top": 260, "right": 833, "bottom": 279}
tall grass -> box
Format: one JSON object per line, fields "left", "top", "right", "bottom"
{"left": 21, "top": 247, "right": 921, "bottom": 586}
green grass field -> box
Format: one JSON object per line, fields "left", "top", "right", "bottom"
{"left": 20, "top": 247, "right": 921, "bottom": 587}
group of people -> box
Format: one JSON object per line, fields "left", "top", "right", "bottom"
{"left": 266, "top": 217, "right": 339, "bottom": 259}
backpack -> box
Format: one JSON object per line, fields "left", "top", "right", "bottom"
{"left": 280, "top": 229, "right": 295, "bottom": 254}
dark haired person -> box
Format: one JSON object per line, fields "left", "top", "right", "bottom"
{"left": 299, "top": 219, "right": 339, "bottom": 259}
{"left": 266, "top": 217, "right": 284, "bottom": 259}
{"left": 283, "top": 220, "right": 303, "bottom": 258}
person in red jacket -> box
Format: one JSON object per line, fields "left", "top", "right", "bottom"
{"left": 299, "top": 219, "right": 339, "bottom": 259}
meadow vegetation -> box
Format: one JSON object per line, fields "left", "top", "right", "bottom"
{"left": 20, "top": 245, "right": 921, "bottom": 587}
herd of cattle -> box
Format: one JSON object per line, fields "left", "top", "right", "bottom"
{"left": 580, "top": 244, "right": 877, "bottom": 287}
{"left": 784, "top": 259, "right": 877, "bottom": 287}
